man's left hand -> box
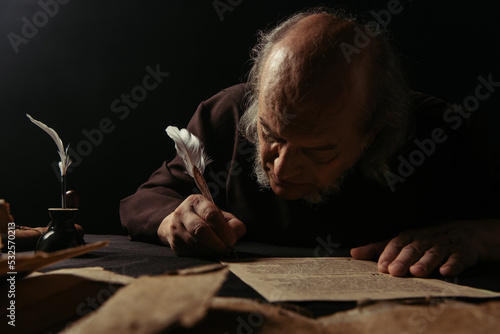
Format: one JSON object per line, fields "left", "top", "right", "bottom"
{"left": 350, "top": 222, "right": 480, "bottom": 277}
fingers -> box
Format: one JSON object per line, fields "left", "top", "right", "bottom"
{"left": 191, "top": 196, "right": 235, "bottom": 246}
{"left": 408, "top": 246, "right": 447, "bottom": 277}
{"left": 350, "top": 236, "right": 430, "bottom": 276}
{"left": 374, "top": 230, "right": 443, "bottom": 277}
{"left": 439, "top": 251, "right": 478, "bottom": 277}
{"left": 190, "top": 196, "right": 246, "bottom": 246}
{"left": 183, "top": 209, "right": 231, "bottom": 254}
{"left": 377, "top": 231, "right": 414, "bottom": 275}
{"left": 222, "top": 211, "right": 246, "bottom": 244}
{"left": 350, "top": 240, "right": 388, "bottom": 260}
{"left": 375, "top": 226, "right": 479, "bottom": 278}
{"left": 164, "top": 216, "right": 226, "bottom": 258}
{"left": 439, "top": 253, "right": 469, "bottom": 277}
{"left": 158, "top": 195, "right": 246, "bottom": 257}
{"left": 382, "top": 235, "right": 447, "bottom": 277}
{"left": 159, "top": 206, "right": 228, "bottom": 257}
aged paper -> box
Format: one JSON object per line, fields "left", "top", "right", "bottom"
{"left": 316, "top": 299, "right": 500, "bottom": 334}
{"left": 62, "top": 265, "right": 229, "bottom": 334}
{"left": 198, "top": 297, "right": 500, "bottom": 334}
{"left": 0, "top": 266, "right": 133, "bottom": 334}
{"left": 221, "top": 257, "right": 500, "bottom": 302}
{"left": 0, "top": 241, "right": 109, "bottom": 278}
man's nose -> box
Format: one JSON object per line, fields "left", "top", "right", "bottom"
{"left": 273, "top": 146, "right": 302, "bottom": 180}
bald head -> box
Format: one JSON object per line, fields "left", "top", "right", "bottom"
{"left": 240, "top": 9, "right": 412, "bottom": 186}
{"left": 275, "top": 13, "right": 368, "bottom": 73}
{"left": 259, "top": 14, "right": 371, "bottom": 132}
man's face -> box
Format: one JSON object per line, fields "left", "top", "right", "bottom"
{"left": 255, "top": 46, "right": 370, "bottom": 203}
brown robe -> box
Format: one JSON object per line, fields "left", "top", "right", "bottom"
{"left": 119, "top": 84, "right": 500, "bottom": 247}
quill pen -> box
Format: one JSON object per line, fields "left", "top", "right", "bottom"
{"left": 165, "top": 126, "right": 214, "bottom": 202}
{"left": 166, "top": 126, "right": 237, "bottom": 257}
{"left": 27, "top": 114, "right": 72, "bottom": 208}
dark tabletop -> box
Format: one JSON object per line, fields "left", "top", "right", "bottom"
{"left": 40, "top": 234, "right": 500, "bottom": 317}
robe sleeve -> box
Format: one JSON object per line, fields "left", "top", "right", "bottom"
{"left": 119, "top": 84, "right": 247, "bottom": 243}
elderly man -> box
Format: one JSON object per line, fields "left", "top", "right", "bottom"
{"left": 120, "top": 10, "right": 500, "bottom": 277}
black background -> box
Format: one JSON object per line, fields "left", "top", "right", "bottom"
{"left": 1, "top": 0, "right": 498, "bottom": 234}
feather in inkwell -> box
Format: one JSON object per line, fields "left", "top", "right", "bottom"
{"left": 27, "top": 114, "right": 72, "bottom": 208}
{"left": 165, "top": 126, "right": 214, "bottom": 202}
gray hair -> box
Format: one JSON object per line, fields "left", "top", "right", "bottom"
{"left": 239, "top": 8, "right": 413, "bottom": 186}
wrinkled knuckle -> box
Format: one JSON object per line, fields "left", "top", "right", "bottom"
{"left": 188, "top": 194, "right": 204, "bottom": 206}
{"left": 193, "top": 223, "right": 210, "bottom": 238}
{"left": 170, "top": 228, "right": 183, "bottom": 242}
{"left": 203, "top": 208, "right": 219, "bottom": 223}
{"left": 171, "top": 208, "right": 183, "bottom": 222}
{"left": 425, "top": 247, "right": 444, "bottom": 258}
{"left": 391, "top": 237, "right": 408, "bottom": 248}
{"left": 186, "top": 194, "right": 198, "bottom": 201}
{"left": 183, "top": 195, "right": 194, "bottom": 205}
{"left": 167, "top": 222, "right": 180, "bottom": 240}
{"left": 403, "top": 244, "right": 423, "bottom": 257}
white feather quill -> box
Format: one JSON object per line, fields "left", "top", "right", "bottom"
{"left": 26, "top": 114, "right": 72, "bottom": 176}
{"left": 166, "top": 126, "right": 214, "bottom": 201}
{"left": 166, "top": 126, "right": 238, "bottom": 256}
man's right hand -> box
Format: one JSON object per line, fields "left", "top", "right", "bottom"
{"left": 157, "top": 194, "right": 246, "bottom": 257}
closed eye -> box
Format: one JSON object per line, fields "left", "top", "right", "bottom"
{"left": 259, "top": 116, "right": 339, "bottom": 163}
{"left": 259, "top": 119, "right": 286, "bottom": 144}
{"left": 303, "top": 148, "right": 339, "bottom": 163}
